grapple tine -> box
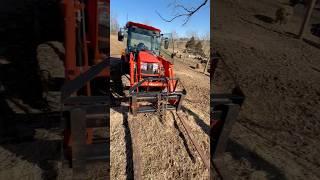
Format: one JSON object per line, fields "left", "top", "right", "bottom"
{"left": 128, "top": 77, "right": 186, "bottom": 115}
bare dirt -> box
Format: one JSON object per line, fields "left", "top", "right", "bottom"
{"left": 110, "top": 34, "right": 210, "bottom": 179}
{"left": 212, "top": 0, "right": 320, "bottom": 179}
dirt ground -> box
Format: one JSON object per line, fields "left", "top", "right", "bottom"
{"left": 110, "top": 35, "right": 210, "bottom": 179}
{"left": 212, "top": 0, "right": 320, "bottom": 179}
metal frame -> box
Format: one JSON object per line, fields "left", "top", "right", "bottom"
{"left": 61, "top": 60, "right": 109, "bottom": 101}
{"left": 61, "top": 59, "right": 110, "bottom": 177}
{"left": 128, "top": 77, "right": 186, "bottom": 116}
{"left": 211, "top": 87, "right": 245, "bottom": 179}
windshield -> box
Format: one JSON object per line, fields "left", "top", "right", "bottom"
{"left": 127, "top": 27, "right": 160, "bottom": 54}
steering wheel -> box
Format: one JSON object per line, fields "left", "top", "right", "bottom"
{"left": 137, "top": 43, "right": 147, "bottom": 51}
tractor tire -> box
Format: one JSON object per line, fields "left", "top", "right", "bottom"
{"left": 37, "top": 41, "right": 65, "bottom": 111}
{"left": 121, "top": 55, "right": 129, "bottom": 75}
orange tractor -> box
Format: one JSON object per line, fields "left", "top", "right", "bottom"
{"left": 118, "top": 22, "right": 186, "bottom": 116}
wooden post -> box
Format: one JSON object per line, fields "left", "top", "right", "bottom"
{"left": 203, "top": 49, "right": 210, "bottom": 74}
{"left": 203, "top": 58, "right": 210, "bottom": 74}
{"left": 298, "top": 0, "right": 317, "bottom": 39}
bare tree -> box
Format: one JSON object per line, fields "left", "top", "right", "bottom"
{"left": 172, "top": 30, "right": 179, "bottom": 39}
{"left": 186, "top": 30, "right": 199, "bottom": 39}
{"left": 110, "top": 13, "right": 120, "bottom": 33}
{"left": 199, "top": 32, "right": 210, "bottom": 58}
{"left": 201, "top": 31, "right": 210, "bottom": 41}
{"left": 171, "top": 30, "right": 179, "bottom": 52}
{"left": 156, "top": 0, "right": 208, "bottom": 25}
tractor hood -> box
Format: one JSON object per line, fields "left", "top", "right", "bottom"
{"left": 138, "top": 51, "right": 160, "bottom": 63}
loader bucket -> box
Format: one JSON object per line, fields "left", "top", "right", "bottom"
{"left": 128, "top": 77, "right": 186, "bottom": 116}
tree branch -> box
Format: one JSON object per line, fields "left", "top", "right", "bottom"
{"left": 156, "top": 0, "right": 208, "bottom": 25}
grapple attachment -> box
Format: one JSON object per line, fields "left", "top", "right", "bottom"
{"left": 129, "top": 77, "right": 186, "bottom": 116}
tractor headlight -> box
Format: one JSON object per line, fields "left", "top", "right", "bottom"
{"left": 141, "top": 63, "right": 159, "bottom": 74}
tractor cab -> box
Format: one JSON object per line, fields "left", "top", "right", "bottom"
{"left": 118, "top": 22, "right": 170, "bottom": 87}
{"left": 118, "top": 21, "right": 169, "bottom": 55}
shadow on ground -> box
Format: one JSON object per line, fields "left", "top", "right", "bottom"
{"left": 121, "top": 108, "right": 134, "bottom": 180}
{"left": 181, "top": 106, "right": 210, "bottom": 136}
{"left": 226, "top": 139, "right": 287, "bottom": 180}
{"left": 254, "top": 14, "right": 274, "bottom": 24}
{"left": 0, "top": 0, "right": 64, "bottom": 179}
{"left": 110, "top": 56, "right": 134, "bottom": 179}
{"left": 303, "top": 38, "right": 320, "bottom": 49}
{"left": 240, "top": 17, "right": 287, "bottom": 37}
{"left": 0, "top": 94, "right": 62, "bottom": 179}
{"left": 171, "top": 112, "right": 196, "bottom": 163}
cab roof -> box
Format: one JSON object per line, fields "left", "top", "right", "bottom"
{"left": 126, "top": 21, "right": 161, "bottom": 32}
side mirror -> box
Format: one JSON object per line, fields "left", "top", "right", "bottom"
{"left": 164, "top": 38, "right": 169, "bottom": 49}
{"left": 118, "top": 29, "right": 124, "bottom": 41}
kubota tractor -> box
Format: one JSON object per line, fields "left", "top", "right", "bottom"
{"left": 118, "top": 22, "right": 186, "bottom": 116}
